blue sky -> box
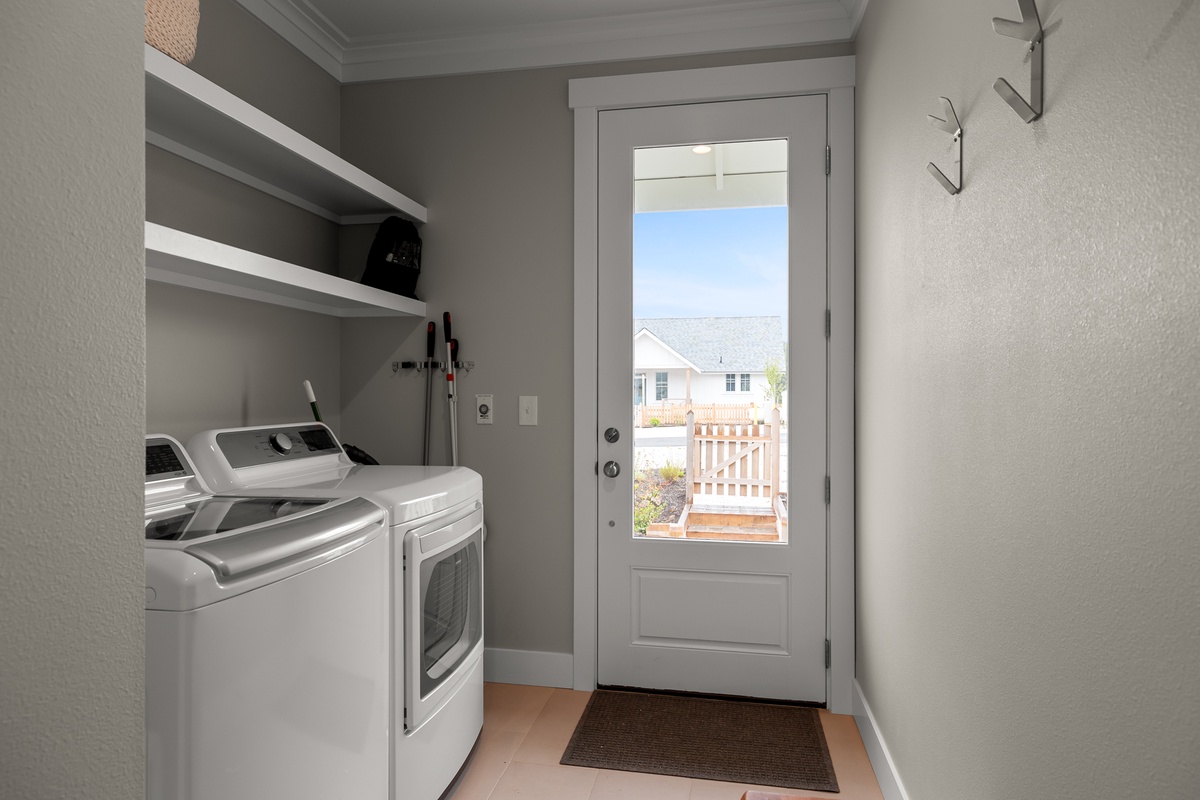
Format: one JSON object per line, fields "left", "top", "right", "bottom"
{"left": 633, "top": 206, "right": 788, "bottom": 331}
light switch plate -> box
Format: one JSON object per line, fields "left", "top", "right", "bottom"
{"left": 476, "top": 394, "right": 493, "bottom": 424}
{"left": 519, "top": 395, "right": 538, "bottom": 426}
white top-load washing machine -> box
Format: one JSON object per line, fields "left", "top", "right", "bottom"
{"left": 144, "top": 435, "right": 390, "bottom": 800}
{"left": 186, "top": 423, "right": 484, "bottom": 800}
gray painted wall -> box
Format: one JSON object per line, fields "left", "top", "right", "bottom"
{"left": 338, "top": 43, "right": 853, "bottom": 656}
{"left": 145, "top": 0, "right": 346, "bottom": 442}
{"left": 855, "top": 1, "right": 1199, "bottom": 797}
{"left": 189, "top": 0, "right": 340, "bottom": 152}
{"left": 0, "top": 1, "right": 145, "bottom": 798}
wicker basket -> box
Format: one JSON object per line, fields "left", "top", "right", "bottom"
{"left": 145, "top": 0, "right": 200, "bottom": 65}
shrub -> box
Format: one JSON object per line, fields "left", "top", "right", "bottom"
{"left": 649, "top": 417, "right": 661, "bottom": 427}
{"left": 659, "top": 460, "right": 684, "bottom": 482}
{"left": 632, "top": 479, "right": 662, "bottom": 534}
{"left": 633, "top": 496, "right": 663, "bottom": 534}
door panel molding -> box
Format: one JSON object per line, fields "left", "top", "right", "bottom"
{"left": 570, "top": 57, "right": 856, "bottom": 714}
{"left": 632, "top": 567, "right": 790, "bottom": 654}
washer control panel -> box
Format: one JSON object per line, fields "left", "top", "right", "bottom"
{"left": 146, "top": 437, "right": 193, "bottom": 481}
{"left": 215, "top": 424, "right": 342, "bottom": 469}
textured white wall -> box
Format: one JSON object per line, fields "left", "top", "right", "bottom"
{"left": 856, "top": 1, "right": 1200, "bottom": 797}
{"left": 0, "top": 1, "right": 145, "bottom": 798}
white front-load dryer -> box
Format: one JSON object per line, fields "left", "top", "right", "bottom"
{"left": 144, "top": 435, "right": 390, "bottom": 800}
{"left": 186, "top": 423, "right": 485, "bottom": 800}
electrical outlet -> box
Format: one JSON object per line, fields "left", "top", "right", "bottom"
{"left": 476, "top": 394, "right": 493, "bottom": 425}
{"left": 519, "top": 395, "right": 538, "bottom": 426}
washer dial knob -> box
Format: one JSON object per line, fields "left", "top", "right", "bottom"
{"left": 268, "top": 432, "right": 294, "bottom": 454}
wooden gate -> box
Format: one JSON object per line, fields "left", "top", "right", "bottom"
{"left": 685, "top": 407, "right": 781, "bottom": 505}
{"left": 652, "top": 407, "right": 785, "bottom": 541}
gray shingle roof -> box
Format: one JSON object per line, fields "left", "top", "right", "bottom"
{"left": 634, "top": 316, "right": 784, "bottom": 372}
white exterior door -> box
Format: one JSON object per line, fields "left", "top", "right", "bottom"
{"left": 596, "top": 95, "right": 829, "bottom": 702}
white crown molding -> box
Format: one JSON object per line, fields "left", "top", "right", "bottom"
{"left": 233, "top": 0, "right": 346, "bottom": 80}
{"left": 235, "top": 0, "right": 859, "bottom": 82}
{"left": 842, "top": 0, "right": 871, "bottom": 36}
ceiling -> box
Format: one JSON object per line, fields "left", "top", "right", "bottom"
{"left": 233, "top": 0, "right": 868, "bottom": 82}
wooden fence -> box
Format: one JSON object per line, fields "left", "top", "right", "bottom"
{"left": 638, "top": 402, "right": 770, "bottom": 427}
{"left": 685, "top": 407, "right": 781, "bottom": 505}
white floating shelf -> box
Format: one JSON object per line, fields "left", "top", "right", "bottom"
{"left": 145, "top": 44, "right": 426, "bottom": 226}
{"left": 145, "top": 223, "right": 426, "bottom": 318}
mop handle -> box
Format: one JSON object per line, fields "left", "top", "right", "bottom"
{"left": 303, "top": 380, "right": 322, "bottom": 423}
{"left": 443, "top": 312, "right": 456, "bottom": 400}
{"left": 422, "top": 321, "right": 436, "bottom": 466}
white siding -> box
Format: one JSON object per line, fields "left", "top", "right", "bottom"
{"left": 689, "top": 371, "right": 769, "bottom": 405}
{"left": 634, "top": 333, "right": 692, "bottom": 369}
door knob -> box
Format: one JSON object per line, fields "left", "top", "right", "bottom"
{"left": 603, "top": 461, "right": 621, "bottom": 478}
{"left": 604, "top": 427, "right": 620, "bottom": 443}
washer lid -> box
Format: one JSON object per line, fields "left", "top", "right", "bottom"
{"left": 145, "top": 496, "right": 387, "bottom": 610}
{"left": 183, "top": 496, "right": 382, "bottom": 580}
{"left": 145, "top": 496, "right": 338, "bottom": 542}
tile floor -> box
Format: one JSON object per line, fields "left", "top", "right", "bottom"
{"left": 446, "top": 684, "right": 885, "bottom": 800}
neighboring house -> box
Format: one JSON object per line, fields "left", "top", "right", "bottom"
{"left": 633, "top": 317, "right": 785, "bottom": 407}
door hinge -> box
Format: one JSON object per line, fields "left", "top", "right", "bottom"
{"left": 825, "top": 639, "right": 831, "bottom": 668}
{"left": 825, "top": 146, "right": 831, "bottom": 176}
{"left": 824, "top": 309, "right": 831, "bottom": 339}
{"left": 824, "top": 476, "right": 831, "bottom": 504}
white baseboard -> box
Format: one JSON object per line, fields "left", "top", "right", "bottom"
{"left": 483, "top": 647, "right": 574, "bottom": 689}
{"left": 853, "top": 679, "right": 910, "bottom": 800}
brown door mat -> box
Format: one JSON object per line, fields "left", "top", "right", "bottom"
{"left": 560, "top": 689, "right": 839, "bottom": 793}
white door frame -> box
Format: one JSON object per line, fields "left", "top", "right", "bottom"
{"left": 569, "top": 56, "right": 856, "bottom": 714}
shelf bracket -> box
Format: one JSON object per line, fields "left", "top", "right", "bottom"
{"left": 926, "top": 97, "right": 962, "bottom": 195}
{"left": 992, "top": 0, "right": 1045, "bottom": 123}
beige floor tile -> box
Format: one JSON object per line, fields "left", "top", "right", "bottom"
{"left": 590, "top": 769, "right": 692, "bottom": 800}
{"left": 689, "top": 779, "right": 833, "bottom": 800}
{"left": 483, "top": 682, "right": 556, "bottom": 734}
{"left": 512, "top": 688, "right": 593, "bottom": 766}
{"left": 446, "top": 729, "right": 525, "bottom": 800}
{"left": 488, "top": 761, "right": 599, "bottom": 800}
{"left": 813, "top": 710, "right": 884, "bottom": 800}
{"left": 688, "top": 779, "right": 762, "bottom": 800}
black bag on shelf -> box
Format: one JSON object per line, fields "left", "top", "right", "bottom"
{"left": 361, "top": 216, "right": 422, "bottom": 299}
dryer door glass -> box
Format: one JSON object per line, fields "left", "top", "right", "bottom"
{"left": 420, "top": 537, "right": 481, "bottom": 697}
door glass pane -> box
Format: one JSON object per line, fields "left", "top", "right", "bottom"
{"left": 632, "top": 140, "right": 788, "bottom": 543}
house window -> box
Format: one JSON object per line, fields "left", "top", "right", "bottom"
{"left": 740, "top": 373, "right": 750, "bottom": 392}
{"left": 655, "top": 372, "right": 668, "bottom": 401}
{"left": 634, "top": 373, "right": 646, "bottom": 406}
{"left": 726, "top": 373, "right": 736, "bottom": 391}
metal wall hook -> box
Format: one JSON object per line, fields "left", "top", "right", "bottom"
{"left": 992, "top": 0, "right": 1044, "bottom": 123}
{"left": 926, "top": 97, "right": 962, "bottom": 195}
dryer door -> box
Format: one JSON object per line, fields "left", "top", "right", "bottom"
{"left": 404, "top": 503, "right": 484, "bottom": 732}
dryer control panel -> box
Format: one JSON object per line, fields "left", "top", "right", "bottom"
{"left": 215, "top": 424, "right": 342, "bottom": 469}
